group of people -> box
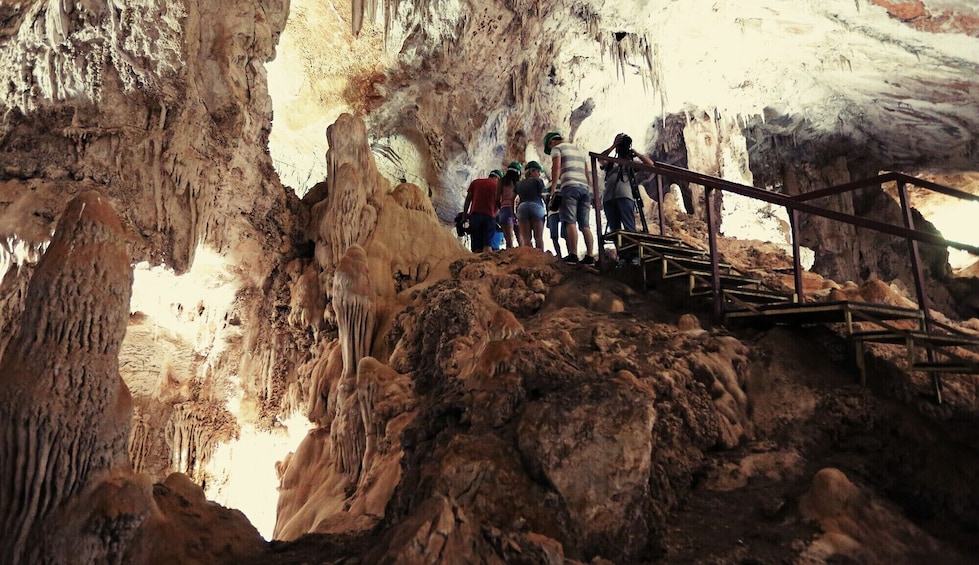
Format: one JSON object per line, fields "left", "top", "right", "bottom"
{"left": 462, "top": 159, "right": 561, "bottom": 255}
{"left": 462, "top": 130, "right": 651, "bottom": 265}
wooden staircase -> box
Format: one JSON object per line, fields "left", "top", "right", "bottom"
{"left": 602, "top": 230, "right": 795, "bottom": 310}
{"left": 849, "top": 319, "right": 979, "bottom": 403}
{"left": 600, "top": 229, "right": 979, "bottom": 403}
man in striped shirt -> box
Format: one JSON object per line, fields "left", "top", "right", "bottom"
{"left": 543, "top": 131, "right": 596, "bottom": 265}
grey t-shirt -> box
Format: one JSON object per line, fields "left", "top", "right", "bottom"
{"left": 603, "top": 164, "right": 634, "bottom": 202}
{"left": 551, "top": 142, "right": 588, "bottom": 190}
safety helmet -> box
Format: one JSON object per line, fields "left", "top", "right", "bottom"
{"left": 542, "top": 131, "right": 563, "bottom": 155}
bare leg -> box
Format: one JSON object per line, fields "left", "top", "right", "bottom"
{"left": 519, "top": 222, "right": 532, "bottom": 247}
{"left": 582, "top": 226, "right": 595, "bottom": 259}
{"left": 503, "top": 224, "right": 515, "bottom": 249}
{"left": 565, "top": 223, "right": 579, "bottom": 259}
{"left": 532, "top": 219, "right": 545, "bottom": 250}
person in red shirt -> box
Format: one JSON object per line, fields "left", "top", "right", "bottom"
{"left": 463, "top": 170, "right": 502, "bottom": 252}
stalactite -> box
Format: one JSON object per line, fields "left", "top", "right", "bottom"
{"left": 353, "top": 0, "right": 365, "bottom": 36}
{"left": 330, "top": 389, "right": 366, "bottom": 477}
{"left": 327, "top": 244, "right": 376, "bottom": 477}
{"left": 319, "top": 114, "right": 381, "bottom": 279}
{"left": 128, "top": 410, "right": 153, "bottom": 474}
{"left": 333, "top": 244, "right": 376, "bottom": 381}
{"left": 165, "top": 402, "right": 237, "bottom": 485}
{"left": 0, "top": 236, "right": 49, "bottom": 283}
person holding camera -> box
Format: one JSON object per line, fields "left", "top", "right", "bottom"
{"left": 600, "top": 133, "right": 654, "bottom": 234}
{"left": 600, "top": 133, "right": 654, "bottom": 266}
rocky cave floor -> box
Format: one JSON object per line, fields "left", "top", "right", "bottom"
{"left": 251, "top": 244, "right": 979, "bottom": 564}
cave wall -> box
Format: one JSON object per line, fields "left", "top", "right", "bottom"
{"left": 0, "top": 0, "right": 301, "bottom": 488}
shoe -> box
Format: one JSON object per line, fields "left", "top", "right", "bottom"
{"left": 630, "top": 256, "right": 642, "bottom": 267}
{"left": 563, "top": 254, "right": 579, "bottom": 264}
{"left": 581, "top": 255, "right": 596, "bottom": 265}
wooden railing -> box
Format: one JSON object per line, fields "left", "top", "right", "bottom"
{"left": 588, "top": 153, "right": 979, "bottom": 322}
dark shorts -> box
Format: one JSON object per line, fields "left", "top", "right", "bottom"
{"left": 498, "top": 206, "right": 515, "bottom": 226}
{"left": 547, "top": 213, "right": 566, "bottom": 239}
{"left": 469, "top": 213, "right": 494, "bottom": 251}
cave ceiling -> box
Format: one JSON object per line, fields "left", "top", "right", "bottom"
{"left": 268, "top": 0, "right": 979, "bottom": 202}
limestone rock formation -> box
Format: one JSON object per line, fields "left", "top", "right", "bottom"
{"left": 2, "top": 0, "right": 979, "bottom": 563}
{"left": 275, "top": 111, "right": 464, "bottom": 541}
{"left": 799, "top": 467, "right": 968, "bottom": 564}
{"left": 0, "top": 191, "right": 266, "bottom": 565}
{"left": 0, "top": 190, "right": 134, "bottom": 564}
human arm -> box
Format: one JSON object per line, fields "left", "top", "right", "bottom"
{"left": 550, "top": 155, "right": 560, "bottom": 193}
{"left": 463, "top": 189, "right": 473, "bottom": 217}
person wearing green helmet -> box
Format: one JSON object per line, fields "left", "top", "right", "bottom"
{"left": 543, "top": 131, "right": 595, "bottom": 265}
{"left": 496, "top": 161, "right": 523, "bottom": 249}
{"left": 513, "top": 160, "right": 547, "bottom": 249}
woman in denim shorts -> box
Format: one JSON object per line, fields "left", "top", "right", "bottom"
{"left": 514, "top": 161, "right": 547, "bottom": 249}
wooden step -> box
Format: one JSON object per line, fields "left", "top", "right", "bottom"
{"left": 724, "top": 301, "right": 926, "bottom": 326}
{"left": 657, "top": 254, "right": 734, "bottom": 275}
{"left": 602, "top": 231, "right": 706, "bottom": 255}
{"left": 909, "top": 361, "right": 979, "bottom": 374}
{"left": 603, "top": 230, "right": 685, "bottom": 247}
{"left": 665, "top": 270, "right": 762, "bottom": 288}
{"left": 852, "top": 330, "right": 979, "bottom": 347}
{"left": 616, "top": 242, "right": 710, "bottom": 263}
{"left": 691, "top": 286, "right": 794, "bottom": 305}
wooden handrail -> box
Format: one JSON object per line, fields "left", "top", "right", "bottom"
{"left": 589, "top": 151, "right": 979, "bottom": 321}
{"left": 589, "top": 154, "right": 979, "bottom": 255}
{"left": 791, "top": 171, "right": 979, "bottom": 203}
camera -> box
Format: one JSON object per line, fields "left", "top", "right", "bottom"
{"left": 615, "top": 133, "right": 634, "bottom": 158}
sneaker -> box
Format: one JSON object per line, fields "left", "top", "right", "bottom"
{"left": 581, "top": 255, "right": 596, "bottom": 265}
{"left": 630, "top": 256, "right": 642, "bottom": 267}
{"left": 563, "top": 254, "right": 579, "bottom": 264}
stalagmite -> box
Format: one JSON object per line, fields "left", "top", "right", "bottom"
{"left": 355, "top": 356, "right": 414, "bottom": 479}
{"left": 0, "top": 190, "right": 134, "bottom": 565}
{"left": 333, "top": 244, "right": 376, "bottom": 381}
{"left": 315, "top": 114, "right": 381, "bottom": 289}
{"left": 329, "top": 244, "right": 376, "bottom": 476}
{"left": 330, "top": 390, "right": 367, "bottom": 477}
